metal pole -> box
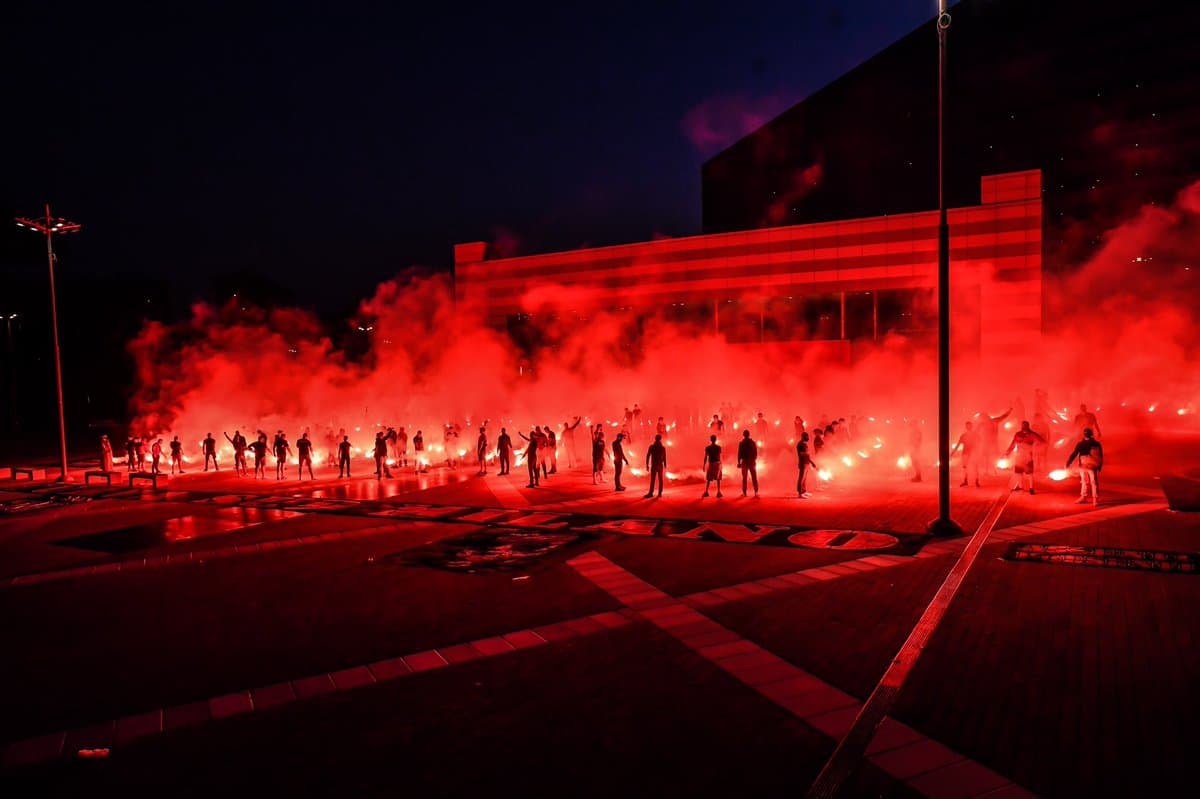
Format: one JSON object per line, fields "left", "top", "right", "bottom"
{"left": 929, "top": 3, "right": 961, "bottom": 537}
{"left": 44, "top": 204, "right": 70, "bottom": 482}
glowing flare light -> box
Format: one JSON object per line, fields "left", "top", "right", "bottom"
{"left": 996, "top": 458, "right": 1010, "bottom": 469}
{"left": 1049, "top": 469, "right": 1070, "bottom": 481}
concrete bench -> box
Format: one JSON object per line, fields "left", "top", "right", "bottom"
{"left": 84, "top": 470, "right": 121, "bottom": 486}
{"left": 7, "top": 467, "right": 47, "bottom": 481}
{"left": 129, "top": 472, "right": 168, "bottom": 490}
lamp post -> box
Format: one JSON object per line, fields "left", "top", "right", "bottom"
{"left": 927, "top": 2, "right": 962, "bottom": 537}
{"left": 14, "top": 204, "right": 81, "bottom": 482}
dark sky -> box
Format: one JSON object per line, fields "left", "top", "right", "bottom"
{"left": 3, "top": 1, "right": 931, "bottom": 313}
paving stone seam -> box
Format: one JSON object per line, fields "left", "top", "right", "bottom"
{"left": 566, "top": 550, "right": 1031, "bottom": 799}
{"left": 0, "top": 608, "right": 636, "bottom": 769}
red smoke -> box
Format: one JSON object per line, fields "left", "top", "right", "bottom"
{"left": 125, "top": 182, "right": 1199, "bottom": 484}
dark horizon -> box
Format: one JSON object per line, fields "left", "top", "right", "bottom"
{"left": 2, "top": 1, "right": 931, "bottom": 315}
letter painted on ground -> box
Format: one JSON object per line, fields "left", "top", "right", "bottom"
{"left": 669, "top": 523, "right": 789, "bottom": 543}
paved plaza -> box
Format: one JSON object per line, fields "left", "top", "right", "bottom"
{"left": 1, "top": 432, "right": 1197, "bottom": 797}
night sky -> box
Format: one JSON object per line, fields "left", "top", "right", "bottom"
{"left": 3, "top": 1, "right": 932, "bottom": 313}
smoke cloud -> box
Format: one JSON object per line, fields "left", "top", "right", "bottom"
{"left": 125, "top": 180, "right": 1199, "bottom": 484}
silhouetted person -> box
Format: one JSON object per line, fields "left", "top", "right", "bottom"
{"left": 702, "top": 435, "right": 723, "bottom": 498}
{"left": 1004, "top": 420, "right": 1047, "bottom": 494}
{"left": 796, "top": 432, "right": 818, "bottom": 497}
{"left": 203, "top": 433, "right": 218, "bottom": 472}
{"left": 125, "top": 436, "right": 137, "bottom": 471}
{"left": 170, "top": 436, "right": 184, "bottom": 474}
{"left": 737, "top": 430, "right": 759, "bottom": 497}
{"left": 100, "top": 435, "right": 115, "bottom": 472}
{"left": 476, "top": 426, "right": 489, "bottom": 475}
{"left": 546, "top": 426, "right": 558, "bottom": 474}
{"left": 151, "top": 438, "right": 163, "bottom": 475}
{"left": 622, "top": 407, "right": 634, "bottom": 443}
{"left": 592, "top": 430, "right": 606, "bottom": 484}
{"left": 397, "top": 427, "right": 409, "bottom": 467}
{"left": 413, "top": 430, "right": 425, "bottom": 473}
{"left": 645, "top": 434, "right": 667, "bottom": 498}
{"left": 519, "top": 428, "right": 540, "bottom": 487}
{"left": 496, "top": 428, "right": 512, "bottom": 475}
{"left": 1074, "top": 404, "right": 1102, "bottom": 439}
{"left": 1066, "top": 428, "right": 1104, "bottom": 505}
{"left": 656, "top": 416, "right": 668, "bottom": 439}
{"left": 612, "top": 432, "right": 630, "bottom": 492}
{"left": 249, "top": 435, "right": 268, "bottom": 479}
{"left": 632, "top": 403, "right": 642, "bottom": 430}
{"left": 794, "top": 416, "right": 806, "bottom": 442}
{"left": 274, "top": 432, "right": 291, "bottom": 480}
{"left": 338, "top": 435, "right": 352, "bottom": 478}
{"left": 709, "top": 414, "right": 724, "bottom": 438}
{"left": 812, "top": 428, "right": 825, "bottom": 457}
{"left": 951, "top": 420, "right": 981, "bottom": 487}
{"left": 135, "top": 437, "right": 147, "bottom": 472}
{"left": 225, "top": 430, "right": 248, "bottom": 476}
{"left": 297, "top": 433, "right": 315, "bottom": 480}
{"left": 562, "top": 417, "right": 582, "bottom": 468}
{"left": 373, "top": 432, "right": 392, "bottom": 479}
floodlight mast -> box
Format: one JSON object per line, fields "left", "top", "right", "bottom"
{"left": 14, "top": 203, "right": 81, "bottom": 482}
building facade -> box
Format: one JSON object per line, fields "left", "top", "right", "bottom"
{"left": 455, "top": 170, "right": 1041, "bottom": 364}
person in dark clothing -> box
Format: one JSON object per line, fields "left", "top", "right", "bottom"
{"left": 812, "top": 428, "right": 825, "bottom": 457}
{"left": 612, "top": 432, "right": 630, "bottom": 492}
{"left": 496, "top": 428, "right": 513, "bottom": 475}
{"left": 274, "top": 433, "right": 291, "bottom": 480}
{"left": 1066, "top": 428, "right": 1104, "bottom": 504}
{"left": 337, "top": 435, "right": 352, "bottom": 478}
{"left": 151, "top": 438, "right": 163, "bottom": 475}
{"left": 412, "top": 430, "right": 425, "bottom": 472}
{"left": 225, "top": 430, "right": 248, "bottom": 476}
{"left": 951, "top": 420, "right": 982, "bottom": 487}
{"left": 476, "top": 426, "right": 489, "bottom": 476}
{"left": 546, "top": 427, "right": 558, "bottom": 474}
{"left": 592, "top": 430, "right": 606, "bottom": 484}
{"left": 135, "top": 437, "right": 147, "bottom": 472}
{"left": 202, "top": 433, "right": 219, "bottom": 472}
{"left": 250, "top": 433, "right": 267, "bottom": 479}
{"left": 170, "top": 436, "right": 184, "bottom": 474}
{"left": 796, "top": 432, "right": 818, "bottom": 497}
{"left": 702, "top": 435, "right": 723, "bottom": 498}
{"left": 373, "top": 432, "right": 392, "bottom": 479}
{"left": 562, "top": 417, "right": 583, "bottom": 468}
{"left": 737, "top": 430, "right": 759, "bottom": 497}
{"left": 125, "top": 436, "right": 137, "bottom": 471}
{"left": 644, "top": 434, "right": 667, "bottom": 498}
{"left": 518, "top": 428, "right": 540, "bottom": 487}
{"left": 296, "top": 433, "right": 315, "bottom": 480}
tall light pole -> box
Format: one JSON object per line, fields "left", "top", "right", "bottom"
{"left": 15, "top": 204, "right": 81, "bottom": 482}
{"left": 928, "top": 2, "right": 962, "bottom": 537}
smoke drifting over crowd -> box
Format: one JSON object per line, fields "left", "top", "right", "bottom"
{"left": 126, "top": 181, "right": 1199, "bottom": 480}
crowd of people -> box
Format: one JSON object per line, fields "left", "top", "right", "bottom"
{"left": 107, "top": 396, "right": 1107, "bottom": 502}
